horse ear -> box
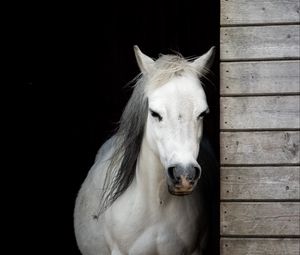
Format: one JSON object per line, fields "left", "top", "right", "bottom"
{"left": 134, "top": 45, "right": 154, "bottom": 74}
{"left": 191, "top": 46, "right": 216, "bottom": 72}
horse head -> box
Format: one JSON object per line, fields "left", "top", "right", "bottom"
{"left": 134, "top": 46, "right": 215, "bottom": 195}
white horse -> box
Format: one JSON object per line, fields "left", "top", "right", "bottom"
{"left": 74, "top": 45, "right": 216, "bottom": 255}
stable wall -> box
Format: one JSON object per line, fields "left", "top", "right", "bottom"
{"left": 220, "top": 1, "right": 300, "bottom": 254}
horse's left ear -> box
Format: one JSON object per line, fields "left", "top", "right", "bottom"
{"left": 191, "top": 46, "right": 216, "bottom": 72}
{"left": 134, "top": 45, "right": 155, "bottom": 74}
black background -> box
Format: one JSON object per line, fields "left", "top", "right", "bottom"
{"left": 15, "top": 1, "right": 219, "bottom": 254}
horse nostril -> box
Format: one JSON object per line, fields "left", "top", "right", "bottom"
{"left": 168, "top": 166, "right": 176, "bottom": 180}
{"left": 194, "top": 166, "right": 201, "bottom": 180}
{"left": 168, "top": 166, "right": 181, "bottom": 184}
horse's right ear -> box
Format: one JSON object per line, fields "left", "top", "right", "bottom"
{"left": 134, "top": 45, "right": 154, "bottom": 74}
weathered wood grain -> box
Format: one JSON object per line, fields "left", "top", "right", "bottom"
{"left": 220, "top": 131, "right": 300, "bottom": 165}
{"left": 221, "top": 167, "right": 300, "bottom": 200}
{"left": 221, "top": 0, "right": 300, "bottom": 25}
{"left": 220, "top": 238, "right": 300, "bottom": 255}
{"left": 220, "top": 96, "right": 300, "bottom": 129}
{"left": 220, "top": 61, "right": 300, "bottom": 95}
{"left": 221, "top": 202, "right": 300, "bottom": 235}
{"left": 220, "top": 25, "right": 300, "bottom": 60}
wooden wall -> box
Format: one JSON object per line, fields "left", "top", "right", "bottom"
{"left": 220, "top": 1, "right": 300, "bottom": 254}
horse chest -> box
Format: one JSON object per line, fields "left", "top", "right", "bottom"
{"left": 105, "top": 199, "right": 201, "bottom": 255}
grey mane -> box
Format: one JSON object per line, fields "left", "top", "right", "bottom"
{"left": 96, "top": 75, "right": 148, "bottom": 216}
{"left": 97, "top": 53, "right": 210, "bottom": 215}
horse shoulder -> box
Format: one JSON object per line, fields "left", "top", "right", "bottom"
{"left": 74, "top": 136, "right": 117, "bottom": 254}
{"left": 94, "top": 136, "right": 117, "bottom": 162}
{"left": 76, "top": 136, "right": 117, "bottom": 212}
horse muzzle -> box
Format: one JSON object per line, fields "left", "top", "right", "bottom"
{"left": 167, "top": 163, "right": 201, "bottom": 196}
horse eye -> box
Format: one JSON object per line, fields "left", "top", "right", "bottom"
{"left": 150, "top": 110, "right": 162, "bottom": 121}
{"left": 197, "top": 109, "right": 209, "bottom": 120}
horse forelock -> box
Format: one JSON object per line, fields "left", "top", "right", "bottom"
{"left": 145, "top": 54, "right": 198, "bottom": 93}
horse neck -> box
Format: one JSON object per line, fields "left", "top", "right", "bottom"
{"left": 135, "top": 137, "right": 170, "bottom": 204}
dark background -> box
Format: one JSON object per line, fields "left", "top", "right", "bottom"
{"left": 15, "top": 1, "right": 219, "bottom": 254}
